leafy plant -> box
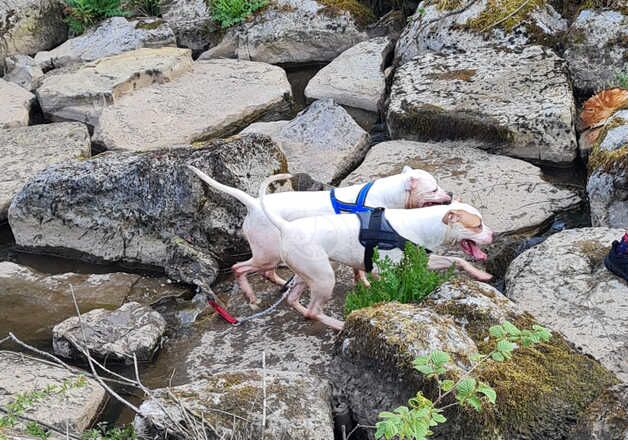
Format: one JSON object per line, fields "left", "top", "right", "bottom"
{"left": 64, "top": 0, "right": 128, "bottom": 34}
{"left": 615, "top": 72, "right": 628, "bottom": 89}
{"left": 375, "top": 321, "right": 552, "bottom": 440}
{"left": 83, "top": 424, "right": 137, "bottom": 439}
{"left": 122, "top": 0, "right": 160, "bottom": 16}
{"left": 210, "top": 0, "right": 268, "bottom": 28}
{"left": 344, "top": 243, "right": 453, "bottom": 315}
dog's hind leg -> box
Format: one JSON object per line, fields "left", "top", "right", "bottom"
{"left": 263, "top": 269, "right": 287, "bottom": 286}
{"left": 232, "top": 258, "right": 277, "bottom": 304}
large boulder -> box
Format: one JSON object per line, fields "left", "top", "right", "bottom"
{"left": 563, "top": 9, "right": 627, "bottom": 96}
{"left": 36, "top": 47, "right": 193, "bottom": 126}
{"left": 34, "top": 17, "right": 176, "bottom": 71}
{"left": 0, "top": 351, "right": 106, "bottom": 433}
{"left": 53, "top": 302, "right": 167, "bottom": 363}
{"left": 506, "top": 227, "right": 627, "bottom": 382}
{"left": 135, "top": 370, "right": 334, "bottom": 439}
{"left": 0, "top": 261, "right": 188, "bottom": 345}
{"left": 241, "top": 99, "right": 370, "bottom": 184}
{"left": 159, "top": 0, "right": 220, "bottom": 53}
{"left": 0, "top": 0, "right": 66, "bottom": 73}
{"left": 8, "top": 134, "right": 286, "bottom": 285}
{"left": 0, "top": 78, "right": 35, "bottom": 128}
{"left": 570, "top": 384, "right": 628, "bottom": 440}
{"left": 3, "top": 54, "right": 44, "bottom": 91}
{"left": 332, "top": 279, "right": 619, "bottom": 439}
{"left": 386, "top": 45, "right": 578, "bottom": 166}
{"left": 0, "top": 122, "right": 91, "bottom": 220}
{"left": 395, "top": 0, "right": 567, "bottom": 65}
{"left": 342, "top": 140, "right": 580, "bottom": 237}
{"left": 198, "top": 0, "right": 368, "bottom": 65}
{"left": 304, "top": 37, "right": 393, "bottom": 114}
{"left": 586, "top": 109, "right": 627, "bottom": 228}
{"left": 92, "top": 59, "right": 293, "bottom": 151}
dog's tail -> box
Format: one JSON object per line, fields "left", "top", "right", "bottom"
{"left": 187, "top": 165, "right": 258, "bottom": 209}
{"left": 259, "top": 173, "right": 293, "bottom": 234}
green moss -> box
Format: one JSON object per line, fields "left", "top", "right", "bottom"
{"left": 466, "top": 0, "right": 546, "bottom": 32}
{"left": 425, "top": 69, "right": 477, "bottom": 82}
{"left": 587, "top": 116, "right": 628, "bottom": 174}
{"left": 317, "top": 0, "right": 376, "bottom": 27}
{"left": 135, "top": 19, "right": 165, "bottom": 30}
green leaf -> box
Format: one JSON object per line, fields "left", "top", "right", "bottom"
{"left": 466, "top": 396, "right": 483, "bottom": 411}
{"left": 491, "top": 351, "right": 505, "bottom": 362}
{"left": 430, "top": 350, "right": 450, "bottom": 367}
{"left": 489, "top": 325, "right": 505, "bottom": 338}
{"left": 496, "top": 340, "right": 515, "bottom": 353}
{"left": 469, "top": 353, "right": 483, "bottom": 362}
{"left": 477, "top": 383, "right": 497, "bottom": 404}
{"left": 415, "top": 364, "right": 434, "bottom": 375}
{"left": 441, "top": 379, "right": 455, "bottom": 392}
{"left": 456, "top": 377, "right": 477, "bottom": 396}
{"left": 413, "top": 356, "right": 429, "bottom": 366}
{"left": 502, "top": 321, "right": 521, "bottom": 336}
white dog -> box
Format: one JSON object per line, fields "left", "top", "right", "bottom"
{"left": 259, "top": 174, "right": 494, "bottom": 330}
{"left": 188, "top": 165, "right": 453, "bottom": 303}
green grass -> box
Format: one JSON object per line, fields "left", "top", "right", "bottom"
{"left": 210, "top": 0, "right": 268, "bottom": 28}
{"left": 344, "top": 243, "right": 453, "bottom": 316}
{"left": 64, "top": 0, "right": 128, "bottom": 34}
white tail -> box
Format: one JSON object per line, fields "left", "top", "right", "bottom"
{"left": 258, "top": 173, "right": 293, "bottom": 234}
{"left": 187, "top": 165, "right": 259, "bottom": 209}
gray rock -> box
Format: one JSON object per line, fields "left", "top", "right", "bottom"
{"left": 0, "top": 351, "right": 106, "bottom": 433}
{"left": 570, "top": 383, "right": 628, "bottom": 440}
{"left": 0, "top": 0, "right": 66, "bottom": 73}
{"left": 505, "top": 227, "right": 628, "bottom": 382}
{"left": 8, "top": 134, "right": 286, "bottom": 284}
{"left": 332, "top": 279, "right": 619, "bottom": 439}
{"left": 36, "top": 47, "right": 193, "bottom": 126}
{"left": 135, "top": 370, "right": 334, "bottom": 439}
{"left": 587, "top": 109, "right": 627, "bottom": 228}
{"left": 198, "top": 0, "right": 367, "bottom": 65}
{"left": 0, "top": 78, "right": 35, "bottom": 128}
{"left": 395, "top": 0, "right": 566, "bottom": 65}
{"left": 304, "top": 37, "right": 393, "bottom": 113}
{"left": 0, "top": 122, "right": 90, "bottom": 220}
{"left": 563, "top": 9, "right": 627, "bottom": 96}
{"left": 241, "top": 99, "right": 370, "bottom": 184}
{"left": 34, "top": 17, "right": 176, "bottom": 71}
{"left": 160, "top": 0, "right": 221, "bottom": 52}
{"left": 92, "top": 59, "right": 293, "bottom": 151}
{"left": 342, "top": 140, "right": 580, "bottom": 237}
{"left": 53, "top": 302, "right": 167, "bottom": 363}
{"left": 4, "top": 54, "right": 44, "bottom": 91}
{"left": 386, "top": 45, "right": 578, "bottom": 165}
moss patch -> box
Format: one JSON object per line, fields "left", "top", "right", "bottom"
{"left": 135, "top": 19, "right": 165, "bottom": 30}
{"left": 426, "top": 69, "right": 477, "bottom": 81}
{"left": 466, "top": 0, "right": 546, "bottom": 32}
{"left": 317, "top": 0, "right": 375, "bottom": 27}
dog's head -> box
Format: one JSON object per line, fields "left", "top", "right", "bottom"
{"left": 441, "top": 202, "right": 493, "bottom": 261}
{"left": 402, "top": 166, "right": 452, "bottom": 208}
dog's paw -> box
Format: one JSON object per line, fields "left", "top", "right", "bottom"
{"left": 248, "top": 302, "right": 261, "bottom": 311}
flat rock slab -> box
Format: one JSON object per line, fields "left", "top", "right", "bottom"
{"left": 241, "top": 99, "right": 370, "bottom": 184}
{"left": 386, "top": 45, "right": 578, "bottom": 165}
{"left": 305, "top": 37, "right": 393, "bottom": 113}
{"left": 0, "top": 122, "right": 90, "bottom": 220}
{"left": 93, "top": 59, "right": 293, "bottom": 151}
{"left": 0, "top": 78, "right": 35, "bottom": 128}
{"left": 135, "top": 369, "right": 334, "bottom": 439}
{"left": 34, "top": 17, "right": 176, "bottom": 71}
{"left": 0, "top": 351, "right": 106, "bottom": 433}
{"left": 506, "top": 227, "right": 628, "bottom": 382}
{"left": 53, "top": 301, "right": 166, "bottom": 363}
{"left": 342, "top": 140, "right": 580, "bottom": 237}
{"left": 37, "top": 47, "right": 193, "bottom": 126}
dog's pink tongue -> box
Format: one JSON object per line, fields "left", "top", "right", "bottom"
{"left": 462, "top": 239, "right": 488, "bottom": 261}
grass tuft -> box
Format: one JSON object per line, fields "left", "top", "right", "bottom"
{"left": 210, "top": 0, "right": 268, "bottom": 28}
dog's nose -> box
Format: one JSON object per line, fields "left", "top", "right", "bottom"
{"left": 446, "top": 191, "right": 453, "bottom": 204}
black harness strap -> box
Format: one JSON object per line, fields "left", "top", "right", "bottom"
{"left": 357, "top": 208, "right": 411, "bottom": 273}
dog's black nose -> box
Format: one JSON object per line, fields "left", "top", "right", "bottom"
{"left": 446, "top": 192, "right": 453, "bottom": 204}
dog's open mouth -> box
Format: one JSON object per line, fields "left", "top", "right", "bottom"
{"left": 461, "top": 239, "right": 487, "bottom": 261}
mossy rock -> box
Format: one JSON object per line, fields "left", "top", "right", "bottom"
{"left": 569, "top": 383, "right": 628, "bottom": 439}
{"left": 317, "top": 0, "right": 376, "bottom": 27}
{"left": 588, "top": 110, "right": 628, "bottom": 175}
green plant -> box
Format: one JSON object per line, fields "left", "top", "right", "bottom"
{"left": 375, "top": 321, "right": 552, "bottom": 440}
{"left": 615, "top": 72, "right": 628, "bottom": 89}
{"left": 344, "top": 243, "right": 453, "bottom": 315}
{"left": 64, "top": 0, "right": 128, "bottom": 34}
{"left": 123, "top": 0, "right": 160, "bottom": 16}
{"left": 210, "top": 0, "right": 268, "bottom": 28}
{"left": 83, "top": 424, "right": 136, "bottom": 440}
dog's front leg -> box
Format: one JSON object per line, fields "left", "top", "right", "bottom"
{"left": 353, "top": 269, "right": 371, "bottom": 287}
{"left": 428, "top": 255, "right": 493, "bottom": 281}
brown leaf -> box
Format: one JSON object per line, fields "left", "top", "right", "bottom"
{"left": 580, "top": 88, "right": 628, "bottom": 129}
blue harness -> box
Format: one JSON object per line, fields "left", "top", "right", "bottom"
{"left": 330, "top": 182, "right": 374, "bottom": 214}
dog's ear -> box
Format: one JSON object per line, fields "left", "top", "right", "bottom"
{"left": 405, "top": 176, "right": 420, "bottom": 191}
{"left": 442, "top": 209, "right": 462, "bottom": 225}
{"left": 402, "top": 165, "right": 413, "bottom": 174}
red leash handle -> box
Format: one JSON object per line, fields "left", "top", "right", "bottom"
{"left": 208, "top": 300, "right": 238, "bottom": 324}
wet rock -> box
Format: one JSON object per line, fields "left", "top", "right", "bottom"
{"left": 342, "top": 140, "right": 580, "bottom": 237}
{"left": 395, "top": 0, "right": 566, "bottom": 65}
{"left": 92, "top": 59, "right": 293, "bottom": 151}
{"left": 53, "top": 302, "right": 166, "bottom": 363}
{"left": 8, "top": 134, "right": 286, "bottom": 284}
{"left": 304, "top": 37, "right": 393, "bottom": 114}
{"left": 160, "top": 0, "right": 220, "bottom": 53}
{"left": 241, "top": 99, "right": 370, "bottom": 184}
{"left": 135, "top": 369, "right": 334, "bottom": 439}
{"left": 34, "top": 17, "right": 176, "bottom": 71}
{"left": 4, "top": 54, "right": 44, "bottom": 91}
{"left": 0, "top": 0, "right": 66, "bottom": 74}
{"left": 36, "top": 47, "right": 193, "bottom": 126}
{"left": 0, "top": 351, "right": 106, "bottom": 433}
{"left": 506, "top": 227, "right": 628, "bottom": 382}
{"left": 0, "top": 122, "right": 90, "bottom": 220}
{"left": 570, "top": 383, "right": 628, "bottom": 440}
{"left": 198, "top": 0, "right": 368, "bottom": 65}
{"left": 386, "top": 45, "right": 578, "bottom": 165}
{"left": 332, "top": 279, "right": 619, "bottom": 439}
{"left": 563, "top": 9, "right": 627, "bottom": 96}
{"left": 0, "top": 78, "right": 35, "bottom": 128}
{"left": 586, "top": 109, "right": 627, "bottom": 228}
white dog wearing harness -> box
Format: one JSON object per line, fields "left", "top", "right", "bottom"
{"left": 188, "top": 165, "right": 453, "bottom": 304}
{"left": 259, "top": 174, "right": 494, "bottom": 330}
